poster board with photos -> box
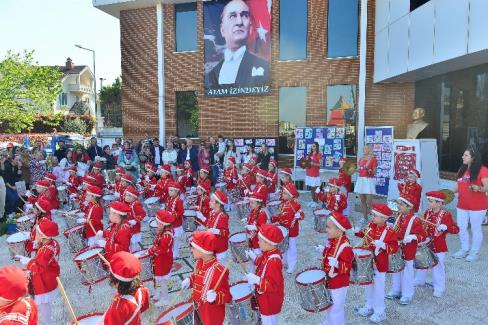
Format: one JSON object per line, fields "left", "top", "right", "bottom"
{"left": 234, "top": 138, "right": 278, "bottom": 164}
{"left": 365, "top": 126, "right": 394, "bottom": 196}
{"left": 294, "top": 127, "right": 346, "bottom": 170}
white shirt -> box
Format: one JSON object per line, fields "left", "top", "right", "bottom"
{"left": 186, "top": 149, "right": 191, "bottom": 161}
{"left": 162, "top": 150, "right": 177, "bottom": 166}
{"left": 218, "top": 46, "right": 246, "bottom": 85}
{"left": 154, "top": 147, "right": 161, "bottom": 165}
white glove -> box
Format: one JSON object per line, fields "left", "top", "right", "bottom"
{"left": 114, "top": 192, "right": 120, "bottom": 198}
{"left": 206, "top": 290, "right": 217, "bottom": 303}
{"left": 128, "top": 220, "right": 136, "bottom": 226}
{"left": 25, "top": 190, "right": 32, "bottom": 198}
{"left": 145, "top": 175, "right": 150, "bottom": 181}
{"left": 437, "top": 224, "right": 448, "bottom": 232}
{"left": 374, "top": 240, "right": 386, "bottom": 250}
{"left": 76, "top": 218, "right": 86, "bottom": 224}
{"left": 244, "top": 189, "right": 249, "bottom": 195}
{"left": 335, "top": 194, "right": 341, "bottom": 201}
{"left": 181, "top": 278, "right": 190, "bottom": 289}
{"left": 238, "top": 174, "right": 243, "bottom": 180}
{"left": 327, "top": 257, "right": 338, "bottom": 268}
{"left": 150, "top": 185, "right": 156, "bottom": 191}
{"left": 196, "top": 211, "right": 206, "bottom": 222}
{"left": 15, "top": 255, "right": 31, "bottom": 266}
{"left": 386, "top": 221, "right": 394, "bottom": 228}
{"left": 315, "top": 187, "right": 321, "bottom": 194}
{"left": 403, "top": 234, "right": 417, "bottom": 244}
{"left": 209, "top": 228, "right": 220, "bottom": 235}
{"left": 24, "top": 203, "right": 33, "bottom": 211}
{"left": 66, "top": 181, "right": 72, "bottom": 186}
{"left": 232, "top": 179, "right": 238, "bottom": 184}
{"left": 97, "top": 239, "right": 106, "bottom": 248}
{"left": 83, "top": 201, "right": 89, "bottom": 207}
{"left": 315, "top": 245, "right": 325, "bottom": 252}
{"left": 245, "top": 273, "right": 261, "bottom": 285}
{"left": 294, "top": 212, "right": 302, "bottom": 219}
{"left": 96, "top": 230, "right": 103, "bottom": 238}
{"left": 246, "top": 224, "right": 258, "bottom": 231}
{"left": 246, "top": 250, "right": 257, "bottom": 261}
{"left": 240, "top": 218, "right": 247, "bottom": 224}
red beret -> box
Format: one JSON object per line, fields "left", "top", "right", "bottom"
{"left": 398, "top": 194, "right": 415, "bottom": 207}
{"left": 110, "top": 251, "right": 141, "bottom": 282}
{"left": 160, "top": 164, "right": 171, "bottom": 174}
{"left": 280, "top": 168, "right": 292, "bottom": 176}
{"left": 168, "top": 182, "right": 181, "bottom": 192}
{"left": 248, "top": 192, "right": 263, "bottom": 203}
{"left": 329, "top": 212, "right": 352, "bottom": 231}
{"left": 44, "top": 173, "right": 57, "bottom": 182}
{"left": 211, "top": 190, "right": 228, "bottom": 205}
{"left": 328, "top": 178, "right": 341, "bottom": 188}
{"left": 258, "top": 224, "right": 283, "bottom": 246}
{"left": 408, "top": 169, "right": 421, "bottom": 178}
{"left": 110, "top": 201, "right": 131, "bottom": 215}
{"left": 36, "top": 179, "right": 51, "bottom": 189}
{"left": 121, "top": 173, "right": 133, "bottom": 183}
{"left": 191, "top": 231, "right": 216, "bottom": 255}
{"left": 283, "top": 183, "right": 299, "bottom": 198}
{"left": 124, "top": 186, "right": 140, "bottom": 198}
{"left": 156, "top": 210, "right": 175, "bottom": 225}
{"left": 37, "top": 219, "right": 59, "bottom": 237}
{"left": 86, "top": 185, "right": 103, "bottom": 197}
{"left": 0, "top": 266, "right": 28, "bottom": 300}
{"left": 426, "top": 191, "right": 446, "bottom": 202}
{"left": 371, "top": 203, "right": 392, "bottom": 218}
{"left": 82, "top": 177, "right": 96, "bottom": 186}
{"left": 35, "top": 197, "right": 51, "bottom": 214}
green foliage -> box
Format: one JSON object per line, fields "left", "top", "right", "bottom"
{"left": 100, "top": 77, "right": 122, "bottom": 127}
{"left": 70, "top": 101, "right": 91, "bottom": 115}
{"left": 176, "top": 91, "right": 199, "bottom": 137}
{"left": 61, "top": 117, "right": 88, "bottom": 133}
{"left": 0, "top": 50, "right": 63, "bottom": 133}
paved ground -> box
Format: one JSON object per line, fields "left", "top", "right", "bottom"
{"left": 1, "top": 192, "right": 487, "bottom": 324}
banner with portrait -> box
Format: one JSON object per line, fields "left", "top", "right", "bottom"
{"left": 203, "top": 0, "right": 272, "bottom": 97}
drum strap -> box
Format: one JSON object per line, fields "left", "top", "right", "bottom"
{"left": 379, "top": 228, "right": 388, "bottom": 242}
{"left": 200, "top": 264, "right": 217, "bottom": 302}
{"left": 121, "top": 288, "right": 143, "bottom": 325}
{"left": 329, "top": 242, "right": 350, "bottom": 278}
{"left": 405, "top": 215, "right": 417, "bottom": 238}
{"left": 257, "top": 254, "right": 281, "bottom": 293}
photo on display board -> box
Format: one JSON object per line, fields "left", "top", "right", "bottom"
{"left": 245, "top": 139, "right": 253, "bottom": 145}
{"left": 266, "top": 138, "right": 276, "bottom": 146}
{"left": 304, "top": 128, "right": 313, "bottom": 139}
{"left": 296, "top": 150, "right": 305, "bottom": 160}
{"left": 298, "top": 139, "right": 306, "bottom": 150}
{"left": 234, "top": 139, "right": 244, "bottom": 146}
{"left": 336, "top": 127, "right": 345, "bottom": 138}
{"left": 324, "top": 145, "right": 332, "bottom": 155}
{"left": 365, "top": 135, "right": 374, "bottom": 143}
{"left": 383, "top": 135, "right": 392, "bottom": 143}
{"left": 295, "top": 128, "right": 304, "bottom": 139}
{"left": 315, "top": 129, "right": 324, "bottom": 139}
{"left": 255, "top": 138, "right": 265, "bottom": 146}
{"left": 327, "top": 128, "right": 336, "bottom": 139}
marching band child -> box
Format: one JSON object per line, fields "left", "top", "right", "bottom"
{"left": 166, "top": 182, "right": 184, "bottom": 259}
{"left": 155, "top": 164, "right": 172, "bottom": 204}
{"left": 175, "top": 164, "right": 186, "bottom": 192}
{"left": 141, "top": 165, "right": 158, "bottom": 198}
{"left": 195, "top": 182, "right": 212, "bottom": 229}
{"left": 354, "top": 204, "right": 398, "bottom": 323}
{"left": 111, "top": 166, "right": 124, "bottom": 193}
{"left": 238, "top": 163, "right": 255, "bottom": 197}
{"left": 267, "top": 159, "right": 278, "bottom": 194}
{"left": 386, "top": 194, "right": 426, "bottom": 305}
{"left": 147, "top": 210, "right": 174, "bottom": 307}
{"left": 17, "top": 219, "right": 60, "bottom": 325}
{"left": 78, "top": 177, "right": 97, "bottom": 211}
{"left": 76, "top": 185, "right": 104, "bottom": 246}
{"left": 251, "top": 169, "right": 269, "bottom": 206}
{"left": 224, "top": 156, "right": 239, "bottom": 190}
{"left": 204, "top": 191, "right": 230, "bottom": 263}
{"left": 243, "top": 193, "right": 268, "bottom": 272}
{"left": 124, "top": 187, "right": 147, "bottom": 252}
{"left": 320, "top": 212, "right": 354, "bottom": 325}
{"left": 67, "top": 165, "right": 80, "bottom": 195}
{"left": 25, "top": 197, "right": 53, "bottom": 257}
{"left": 398, "top": 169, "right": 422, "bottom": 212}
{"left": 197, "top": 167, "right": 212, "bottom": 192}
{"left": 26, "top": 180, "right": 55, "bottom": 212}
{"left": 271, "top": 183, "right": 304, "bottom": 274}
{"left": 414, "top": 191, "right": 459, "bottom": 297}
{"left": 316, "top": 178, "right": 348, "bottom": 214}
{"left": 43, "top": 173, "right": 59, "bottom": 209}
{"left": 90, "top": 161, "right": 105, "bottom": 188}
{"left": 118, "top": 173, "right": 133, "bottom": 202}
{"left": 279, "top": 168, "right": 293, "bottom": 187}
{"left": 337, "top": 158, "right": 352, "bottom": 216}
{"left": 97, "top": 202, "right": 133, "bottom": 261}
{"left": 180, "top": 231, "right": 231, "bottom": 325}
{"left": 245, "top": 224, "right": 284, "bottom": 325}
{"left": 103, "top": 251, "right": 150, "bottom": 324}
{"left": 183, "top": 159, "right": 194, "bottom": 189}
{"left": 0, "top": 266, "right": 38, "bottom": 324}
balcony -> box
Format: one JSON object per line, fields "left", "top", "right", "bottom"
{"left": 67, "top": 84, "right": 93, "bottom": 94}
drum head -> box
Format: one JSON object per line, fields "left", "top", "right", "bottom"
{"left": 74, "top": 248, "right": 103, "bottom": 261}
{"left": 149, "top": 219, "right": 158, "bottom": 228}
{"left": 314, "top": 209, "right": 330, "bottom": 216}
{"left": 215, "top": 182, "right": 226, "bottom": 188}
{"left": 230, "top": 282, "right": 254, "bottom": 302}
{"left": 57, "top": 186, "right": 66, "bottom": 191}
{"left": 144, "top": 197, "right": 159, "bottom": 204}
{"left": 229, "top": 232, "right": 247, "bottom": 243}
{"left": 183, "top": 210, "right": 197, "bottom": 217}
{"left": 278, "top": 226, "right": 288, "bottom": 237}
{"left": 64, "top": 225, "right": 84, "bottom": 235}
{"left": 7, "top": 232, "right": 30, "bottom": 243}
{"left": 157, "top": 302, "right": 193, "bottom": 323}
{"left": 16, "top": 215, "right": 33, "bottom": 222}
{"left": 133, "top": 249, "right": 149, "bottom": 258}
{"left": 267, "top": 200, "right": 281, "bottom": 207}
{"left": 353, "top": 248, "right": 372, "bottom": 257}
{"left": 103, "top": 195, "right": 117, "bottom": 201}
{"left": 296, "top": 268, "right": 326, "bottom": 285}
{"left": 75, "top": 313, "right": 103, "bottom": 325}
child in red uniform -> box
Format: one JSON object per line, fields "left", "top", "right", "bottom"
{"left": 166, "top": 182, "right": 184, "bottom": 258}
{"left": 271, "top": 183, "right": 304, "bottom": 274}
{"left": 148, "top": 210, "right": 174, "bottom": 307}
{"left": 238, "top": 164, "right": 255, "bottom": 197}
{"left": 204, "top": 191, "right": 230, "bottom": 263}
{"left": 67, "top": 165, "right": 80, "bottom": 195}
{"left": 0, "top": 266, "right": 38, "bottom": 324}
{"left": 398, "top": 169, "right": 422, "bottom": 212}
{"left": 118, "top": 173, "right": 133, "bottom": 202}
{"left": 337, "top": 158, "right": 352, "bottom": 216}
{"left": 25, "top": 180, "right": 55, "bottom": 212}
{"left": 354, "top": 204, "right": 398, "bottom": 323}
{"left": 175, "top": 164, "right": 187, "bottom": 194}
{"left": 305, "top": 142, "right": 322, "bottom": 205}
{"left": 195, "top": 183, "right": 212, "bottom": 229}
{"left": 197, "top": 167, "right": 212, "bottom": 192}
{"left": 316, "top": 178, "right": 348, "bottom": 214}
{"left": 24, "top": 197, "right": 52, "bottom": 257}
{"left": 183, "top": 159, "right": 194, "bottom": 189}
{"left": 277, "top": 168, "right": 293, "bottom": 200}
{"left": 111, "top": 166, "right": 124, "bottom": 193}
{"left": 76, "top": 185, "right": 104, "bottom": 246}
{"left": 97, "top": 201, "right": 133, "bottom": 261}
{"left": 243, "top": 193, "right": 268, "bottom": 272}
{"left": 267, "top": 159, "right": 278, "bottom": 194}
{"left": 91, "top": 161, "right": 105, "bottom": 188}
{"left": 245, "top": 224, "right": 284, "bottom": 325}
{"left": 386, "top": 194, "right": 426, "bottom": 305}
{"left": 18, "top": 219, "right": 60, "bottom": 325}
{"left": 223, "top": 157, "right": 238, "bottom": 210}
{"left": 180, "top": 231, "right": 231, "bottom": 325}
{"left": 414, "top": 191, "right": 459, "bottom": 297}
{"left": 43, "top": 173, "right": 59, "bottom": 209}
{"left": 155, "top": 165, "right": 172, "bottom": 204}
{"left": 321, "top": 212, "right": 353, "bottom": 325}
{"left": 251, "top": 169, "right": 269, "bottom": 206}
{"left": 124, "top": 187, "right": 147, "bottom": 252}
{"left": 141, "top": 165, "right": 158, "bottom": 198}
{"left": 103, "top": 251, "right": 150, "bottom": 325}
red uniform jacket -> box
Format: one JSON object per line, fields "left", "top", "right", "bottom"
{"left": 246, "top": 208, "right": 268, "bottom": 249}
{"left": 355, "top": 223, "right": 398, "bottom": 272}
{"left": 184, "top": 168, "right": 193, "bottom": 188}
{"left": 155, "top": 176, "right": 172, "bottom": 204}
{"left": 393, "top": 212, "right": 426, "bottom": 260}
{"left": 239, "top": 173, "right": 255, "bottom": 196}
{"left": 128, "top": 200, "right": 146, "bottom": 234}
{"left": 358, "top": 157, "right": 377, "bottom": 178}
{"left": 251, "top": 183, "right": 268, "bottom": 205}
{"left": 422, "top": 209, "right": 459, "bottom": 253}
{"left": 205, "top": 211, "right": 229, "bottom": 254}
{"left": 84, "top": 202, "right": 104, "bottom": 238}
{"left": 103, "top": 285, "right": 150, "bottom": 325}
{"left": 177, "top": 175, "right": 187, "bottom": 192}
{"left": 25, "top": 215, "right": 52, "bottom": 256}
{"left": 148, "top": 228, "right": 174, "bottom": 276}
{"left": 321, "top": 236, "right": 353, "bottom": 289}
{"left": 271, "top": 199, "right": 304, "bottom": 238}
{"left": 224, "top": 167, "right": 238, "bottom": 190}
{"left": 27, "top": 238, "right": 60, "bottom": 295}
{"left": 197, "top": 177, "right": 211, "bottom": 193}
{"left": 47, "top": 185, "right": 59, "bottom": 209}
{"left": 67, "top": 174, "right": 80, "bottom": 194}
{"left": 267, "top": 170, "right": 278, "bottom": 193}
{"left": 196, "top": 194, "right": 211, "bottom": 226}
{"left": 316, "top": 191, "right": 347, "bottom": 214}
{"left": 140, "top": 176, "right": 157, "bottom": 197}
{"left": 338, "top": 168, "right": 352, "bottom": 193}
{"left": 189, "top": 258, "right": 231, "bottom": 325}
{"left": 0, "top": 297, "right": 38, "bottom": 324}
{"left": 28, "top": 192, "right": 56, "bottom": 211}
{"left": 254, "top": 248, "right": 284, "bottom": 315}
{"left": 166, "top": 196, "right": 184, "bottom": 228}
{"left": 91, "top": 172, "right": 105, "bottom": 188}
{"left": 398, "top": 182, "right": 422, "bottom": 212}
{"left": 118, "top": 184, "right": 128, "bottom": 202}
{"left": 103, "top": 222, "right": 132, "bottom": 261}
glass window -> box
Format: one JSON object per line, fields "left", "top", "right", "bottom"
{"left": 175, "top": 3, "right": 197, "bottom": 52}
{"left": 279, "top": 0, "right": 307, "bottom": 60}
{"left": 279, "top": 87, "right": 307, "bottom": 154}
{"left": 327, "top": 0, "right": 358, "bottom": 58}
{"left": 410, "top": 0, "right": 431, "bottom": 12}
{"left": 326, "top": 85, "right": 357, "bottom": 155}
{"left": 176, "top": 91, "right": 199, "bottom": 138}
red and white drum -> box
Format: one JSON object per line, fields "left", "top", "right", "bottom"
{"left": 16, "top": 214, "right": 34, "bottom": 232}
{"left": 277, "top": 226, "right": 289, "bottom": 253}
{"left": 149, "top": 219, "right": 159, "bottom": 237}
{"left": 266, "top": 200, "right": 282, "bottom": 216}
{"left": 183, "top": 210, "right": 197, "bottom": 232}
{"left": 313, "top": 209, "right": 329, "bottom": 233}
{"left": 6, "top": 231, "right": 30, "bottom": 257}
{"left": 73, "top": 247, "right": 108, "bottom": 286}
{"left": 72, "top": 312, "right": 103, "bottom": 324}
{"left": 133, "top": 249, "right": 153, "bottom": 282}
{"left": 63, "top": 225, "right": 86, "bottom": 254}
{"left": 144, "top": 196, "right": 160, "bottom": 217}
{"left": 235, "top": 200, "right": 250, "bottom": 220}
{"left": 350, "top": 248, "right": 374, "bottom": 285}
{"left": 157, "top": 301, "right": 194, "bottom": 325}
{"left": 295, "top": 268, "right": 332, "bottom": 313}
{"left": 227, "top": 281, "right": 259, "bottom": 325}
{"left": 229, "top": 232, "right": 249, "bottom": 263}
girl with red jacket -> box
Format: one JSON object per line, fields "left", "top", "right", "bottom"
{"left": 166, "top": 182, "right": 184, "bottom": 258}
{"left": 76, "top": 185, "right": 104, "bottom": 246}
{"left": 305, "top": 142, "right": 322, "bottom": 205}
{"left": 243, "top": 193, "right": 268, "bottom": 272}
{"left": 195, "top": 182, "right": 212, "bottom": 230}
{"left": 316, "top": 178, "right": 348, "bottom": 214}
{"left": 267, "top": 159, "right": 278, "bottom": 194}
{"left": 97, "top": 202, "right": 133, "bottom": 261}
{"left": 124, "top": 186, "right": 147, "bottom": 252}
{"left": 24, "top": 197, "right": 52, "bottom": 257}
{"left": 205, "top": 191, "right": 230, "bottom": 264}
{"left": 67, "top": 165, "right": 80, "bottom": 195}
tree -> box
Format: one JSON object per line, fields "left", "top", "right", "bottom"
{"left": 61, "top": 117, "right": 88, "bottom": 133}
{"left": 70, "top": 100, "right": 91, "bottom": 115}
{"left": 99, "top": 77, "right": 122, "bottom": 127}
{"left": 0, "top": 50, "right": 63, "bottom": 133}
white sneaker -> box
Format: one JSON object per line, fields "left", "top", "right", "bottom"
{"left": 354, "top": 306, "right": 373, "bottom": 317}
{"left": 452, "top": 250, "right": 468, "bottom": 259}
{"left": 433, "top": 291, "right": 443, "bottom": 298}
{"left": 369, "top": 313, "right": 386, "bottom": 323}
{"left": 385, "top": 291, "right": 401, "bottom": 300}
{"left": 398, "top": 296, "right": 412, "bottom": 305}
{"left": 466, "top": 253, "right": 479, "bottom": 262}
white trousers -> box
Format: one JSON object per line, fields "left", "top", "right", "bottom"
{"left": 457, "top": 208, "right": 486, "bottom": 254}
{"left": 130, "top": 232, "right": 142, "bottom": 253}
{"left": 415, "top": 252, "right": 446, "bottom": 293}
{"left": 87, "top": 236, "right": 97, "bottom": 247}
{"left": 323, "top": 287, "right": 348, "bottom": 325}
{"left": 391, "top": 260, "right": 414, "bottom": 299}
{"left": 173, "top": 226, "right": 183, "bottom": 258}
{"left": 285, "top": 237, "right": 297, "bottom": 272}
{"left": 365, "top": 271, "right": 386, "bottom": 315}
{"left": 38, "top": 302, "right": 52, "bottom": 325}
{"left": 217, "top": 250, "right": 228, "bottom": 264}
{"left": 261, "top": 314, "right": 279, "bottom": 325}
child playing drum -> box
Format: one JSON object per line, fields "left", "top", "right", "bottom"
{"left": 251, "top": 169, "right": 269, "bottom": 206}
{"left": 195, "top": 182, "right": 211, "bottom": 229}
{"left": 243, "top": 193, "right": 268, "bottom": 272}
{"left": 140, "top": 165, "right": 158, "bottom": 198}
{"left": 205, "top": 191, "right": 230, "bottom": 263}
{"left": 124, "top": 187, "right": 147, "bottom": 252}
{"left": 154, "top": 165, "right": 173, "bottom": 204}
{"left": 67, "top": 165, "right": 80, "bottom": 195}
{"left": 398, "top": 169, "right": 422, "bottom": 212}
{"left": 76, "top": 185, "right": 104, "bottom": 246}
{"left": 166, "top": 182, "right": 184, "bottom": 259}
{"left": 25, "top": 197, "right": 53, "bottom": 257}
{"left": 96, "top": 201, "right": 132, "bottom": 261}
{"left": 316, "top": 178, "right": 348, "bottom": 214}
{"left": 267, "top": 159, "right": 278, "bottom": 194}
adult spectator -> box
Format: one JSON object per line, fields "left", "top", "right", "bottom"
{"left": 29, "top": 149, "right": 47, "bottom": 184}
{"left": 181, "top": 139, "right": 199, "bottom": 172}
{"left": 0, "top": 151, "right": 6, "bottom": 219}
{"left": 257, "top": 143, "right": 271, "bottom": 170}
{"left": 59, "top": 149, "right": 76, "bottom": 169}
{"left": 209, "top": 137, "right": 219, "bottom": 185}
{"left": 0, "top": 153, "right": 22, "bottom": 216}
{"left": 32, "top": 139, "right": 47, "bottom": 159}
{"left": 198, "top": 140, "right": 211, "bottom": 174}
{"left": 177, "top": 142, "right": 187, "bottom": 164}
{"left": 74, "top": 147, "right": 90, "bottom": 177}
{"left": 242, "top": 145, "right": 257, "bottom": 164}
{"left": 354, "top": 144, "right": 378, "bottom": 225}
{"left": 452, "top": 146, "right": 488, "bottom": 262}
{"left": 118, "top": 141, "right": 139, "bottom": 179}
{"left": 168, "top": 135, "right": 181, "bottom": 151}
{"left": 138, "top": 142, "right": 153, "bottom": 170}
{"left": 304, "top": 142, "right": 322, "bottom": 206}
{"left": 87, "top": 137, "right": 103, "bottom": 161}
{"left": 18, "top": 147, "right": 32, "bottom": 187}
{"left": 102, "top": 145, "right": 117, "bottom": 170}
{"left": 114, "top": 137, "right": 122, "bottom": 147}
{"left": 224, "top": 139, "right": 241, "bottom": 169}
{"left": 162, "top": 141, "right": 178, "bottom": 174}
{"left": 54, "top": 139, "right": 67, "bottom": 161}
{"left": 151, "top": 138, "right": 164, "bottom": 167}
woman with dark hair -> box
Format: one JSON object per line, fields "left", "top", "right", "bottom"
{"left": 224, "top": 139, "right": 241, "bottom": 169}
{"left": 257, "top": 143, "right": 271, "bottom": 170}
{"left": 118, "top": 141, "right": 139, "bottom": 179}
{"left": 305, "top": 142, "right": 322, "bottom": 206}
{"left": 198, "top": 140, "right": 211, "bottom": 172}
{"left": 243, "top": 145, "right": 257, "bottom": 164}
{"left": 74, "top": 147, "right": 90, "bottom": 177}
{"left": 452, "top": 147, "right": 488, "bottom": 262}
{"left": 103, "top": 145, "right": 117, "bottom": 170}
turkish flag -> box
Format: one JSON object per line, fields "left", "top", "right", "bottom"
{"left": 246, "top": 0, "right": 272, "bottom": 61}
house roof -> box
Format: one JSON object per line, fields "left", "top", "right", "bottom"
{"left": 57, "top": 65, "right": 89, "bottom": 75}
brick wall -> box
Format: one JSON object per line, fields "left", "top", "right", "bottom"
{"left": 119, "top": 0, "right": 414, "bottom": 143}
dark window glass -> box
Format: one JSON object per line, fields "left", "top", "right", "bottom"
{"left": 176, "top": 91, "right": 199, "bottom": 138}
{"left": 327, "top": 85, "right": 357, "bottom": 155}
{"left": 279, "top": 87, "right": 307, "bottom": 154}
{"left": 327, "top": 0, "right": 359, "bottom": 58}
{"left": 410, "top": 0, "right": 432, "bottom": 11}
{"left": 279, "top": 0, "right": 307, "bottom": 60}
{"left": 175, "top": 3, "right": 197, "bottom": 52}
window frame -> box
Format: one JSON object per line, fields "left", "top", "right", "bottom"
{"left": 174, "top": 2, "right": 198, "bottom": 53}
{"left": 326, "top": 0, "right": 360, "bottom": 59}
{"left": 278, "top": 0, "right": 308, "bottom": 62}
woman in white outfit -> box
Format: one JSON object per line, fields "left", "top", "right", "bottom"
{"left": 354, "top": 144, "right": 377, "bottom": 225}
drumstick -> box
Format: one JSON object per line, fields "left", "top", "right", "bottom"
{"left": 97, "top": 252, "right": 111, "bottom": 268}
{"left": 17, "top": 207, "right": 25, "bottom": 214}
{"left": 328, "top": 235, "right": 343, "bottom": 278}
{"left": 230, "top": 248, "right": 248, "bottom": 274}
{"left": 419, "top": 217, "right": 437, "bottom": 227}
{"left": 56, "top": 277, "right": 79, "bottom": 325}
{"left": 19, "top": 195, "right": 28, "bottom": 204}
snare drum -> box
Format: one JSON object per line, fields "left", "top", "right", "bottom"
{"left": 133, "top": 249, "right": 153, "bottom": 282}
{"left": 72, "top": 312, "right": 103, "bottom": 325}
{"left": 229, "top": 232, "right": 249, "bottom": 263}
{"left": 102, "top": 194, "right": 117, "bottom": 205}
{"left": 295, "top": 268, "right": 332, "bottom": 313}
{"left": 105, "top": 169, "right": 116, "bottom": 184}
{"left": 185, "top": 195, "right": 198, "bottom": 209}
{"left": 6, "top": 232, "right": 30, "bottom": 257}
{"left": 73, "top": 247, "right": 108, "bottom": 285}
{"left": 350, "top": 248, "right": 374, "bottom": 285}
{"left": 144, "top": 197, "right": 160, "bottom": 217}
{"left": 227, "top": 281, "right": 259, "bottom": 325}
{"left": 62, "top": 212, "right": 82, "bottom": 229}
{"left": 157, "top": 301, "right": 194, "bottom": 325}
{"left": 16, "top": 215, "right": 34, "bottom": 232}
{"left": 313, "top": 209, "right": 330, "bottom": 233}
{"left": 387, "top": 200, "right": 399, "bottom": 212}
{"left": 215, "top": 182, "right": 227, "bottom": 193}
{"left": 414, "top": 243, "right": 438, "bottom": 269}
{"left": 235, "top": 200, "right": 250, "bottom": 220}
{"left": 63, "top": 225, "right": 86, "bottom": 254}
{"left": 277, "top": 226, "right": 289, "bottom": 253}
{"left": 57, "top": 185, "right": 67, "bottom": 203}
{"left": 388, "top": 248, "right": 405, "bottom": 273}
{"left": 266, "top": 200, "right": 282, "bottom": 216}
{"left": 183, "top": 210, "right": 197, "bottom": 232}
{"left": 149, "top": 219, "right": 159, "bottom": 237}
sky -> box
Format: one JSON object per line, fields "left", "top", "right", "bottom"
{"left": 0, "top": 0, "right": 121, "bottom": 90}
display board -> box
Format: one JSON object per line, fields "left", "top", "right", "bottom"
{"left": 365, "top": 126, "right": 394, "bottom": 196}
{"left": 234, "top": 137, "right": 278, "bottom": 164}
{"left": 294, "top": 127, "right": 346, "bottom": 170}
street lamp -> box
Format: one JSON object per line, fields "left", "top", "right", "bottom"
{"left": 74, "top": 44, "right": 97, "bottom": 135}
